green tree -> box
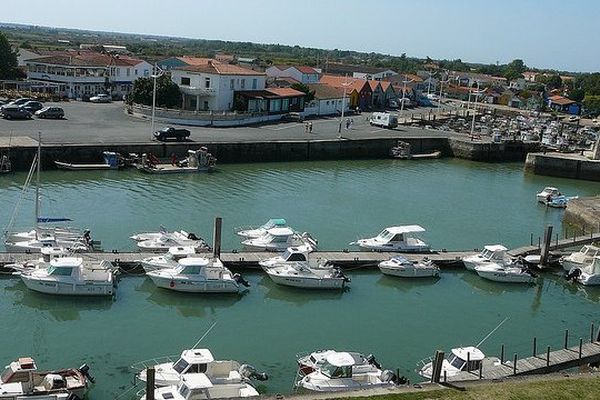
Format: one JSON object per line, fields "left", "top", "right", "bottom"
{"left": 290, "top": 82, "right": 315, "bottom": 103}
{"left": 130, "top": 75, "right": 181, "bottom": 108}
{"left": 536, "top": 74, "right": 562, "bottom": 90}
{"left": 568, "top": 88, "right": 585, "bottom": 102}
{"left": 504, "top": 59, "right": 526, "bottom": 81}
{"left": 583, "top": 95, "right": 600, "bottom": 116}
{"left": 0, "top": 32, "right": 19, "bottom": 80}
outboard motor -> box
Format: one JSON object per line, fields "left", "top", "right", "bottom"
{"left": 187, "top": 232, "right": 200, "bottom": 241}
{"left": 333, "top": 267, "right": 351, "bottom": 283}
{"left": 565, "top": 268, "right": 582, "bottom": 282}
{"left": 366, "top": 354, "right": 381, "bottom": 369}
{"left": 233, "top": 273, "right": 250, "bottom": 287}
{"left": 78, "top": 364, "right": 95, "bottom": 384}
{"left": 380, "top": 369, "right": 397, "bottom": 384}
{"left": 239, "top": 364, "right": 268, "bottom": 381}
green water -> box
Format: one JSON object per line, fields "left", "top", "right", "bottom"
{"left": 1, "top": 159, "right": 600, "bottom": 399}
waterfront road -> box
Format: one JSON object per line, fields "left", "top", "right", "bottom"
{"left": 0, "top": 101, "right": 452, "bottom": 145}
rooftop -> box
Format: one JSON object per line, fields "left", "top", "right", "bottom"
{"left": 178, "top": 60, "right": 264, "bottom": 76}
{"left": 307, "top": 83, "right": 346, "bottom": 100}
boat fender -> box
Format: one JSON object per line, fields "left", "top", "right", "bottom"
{"left": 170, "top": 280, "right": 175, "bottom": 288}
{"left": 78, "top": 363, "right": 95, "bottom": 383}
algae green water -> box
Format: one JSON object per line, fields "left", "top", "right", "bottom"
{"left": 1, "top": 159, "right": 600, "bottom": 399}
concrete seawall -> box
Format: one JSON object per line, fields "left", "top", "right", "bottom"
{"left": 2, "top": 136, "right": 539, "bottom": 171}
{"left": 525, "top": 153, "right": 600, "bottom": 182}
{"left": 564, "top": 196, "right": 600, "bottom": 232}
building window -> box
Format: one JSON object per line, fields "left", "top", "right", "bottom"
{"left": 116, "top": 68, "right": 120, "bottom": 76}
{"left": 135, "top": 69, "right": 138, "bottom": 75}
{"left": 252, "top": 79, "right": 257, "bottom": 89}
{"left": 144, "top": 69, "right": 149, "bottom": 76}
{"left": 205, "top": 77, "right": 210, "bottom": 89}
{"left": 126, "top": 68, "right": 130, "bottom": 77}
{"left": 203, "top": 101, "right": 209, "bottom": 111}
{"left": 230, "top": 79, "right": 234, "bottom": 89}
{"left": 241, "top": 79, "right": 245, "bottom": 89}
{"left": 181, "top": 77, "right": 191, "bottom": 86}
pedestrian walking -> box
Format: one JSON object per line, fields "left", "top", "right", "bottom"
{"left": 349, "top": 118, "right": 354, "bottom": 129}
{"left": 309, "top": 122, "right": 313, "bottom": 133}
{"left": 345, "top": 119, "right": 350, "bottom": 130}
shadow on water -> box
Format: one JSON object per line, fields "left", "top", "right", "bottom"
{"left": 375, "top": 274, "right": 441, "bottom": 292}
{"left": 136, "top": 277, "right": 244, "bottom": 318}
{"left": 459, "top": 271, "right": 534, "bottom": 295}
{"left": 6, "top": 279, "right": 114, "bottom": 321}
{"left": 260, "top": 275, "right": 346, "bottom": 305}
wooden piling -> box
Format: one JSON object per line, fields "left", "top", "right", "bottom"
{"left": 546, "top": 346, "right": 550, "bottom": 367}
{"left": 564, "top": 329, "right": 569, "bottom": 349}
{"left": 213, "top": 217, "right": 222, "bottom": 258}
{"left": 431, "top": 350, "right": 445, "bottom": 383}
{"left": 579, "top": 338, "right": 583, "bottom": 359}
{"left": 500, "top": 344, "right": 504, "bottom": 364}
{"left": 591, "top": 323, "right": 595, "bottom": 343}
{"left": 146, "top": 368, "right": 155, "bottom": 400}
{"left": 513, "top": 354, "right": 517, "bottom": 375}
{"left": 540, "top": 225, "right": 553, "bottom": 266}
{"left": 532, "top": 337, "right": 537, "bottom": 357}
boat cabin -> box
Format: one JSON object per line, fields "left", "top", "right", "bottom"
{"left": 376, "top": 226, "right": 426, "bottom": 243}
{"left": 40, "top": 247, "right": 68, "bottom": 262}
{"left": 579, "top": 245, "right": 600, "bottom": 259}
{"left": 166, "top": 246, "right": 197, "bottom": 261}
{"left": 172, "top": 349, "right": 215, "bottom": 375}
{"left": 46, "top": 257, "right": 85, "bottom": 279}
{"left": 480, "top": 245, "right": 508, "bottom": 261}
{"left": 261, "top": 219, "right": 287, "bottom": 230}
{"left": 318, "top": 353, "right": 357, "bottom": 379}
{"left": 446, "top": 347, "right": 485, "bottom": 372}
{"left": 263, "top": 227, "right": 295, "bottom": 243}
{"left": 1, "top": 357, "right": 37, "bottom": 387}
{"left": 281, "top": 246, "right": 311, "bottom": 262}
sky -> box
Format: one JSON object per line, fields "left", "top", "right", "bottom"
{"left": 1, "top": 0, "right": 598, "bottom": 72}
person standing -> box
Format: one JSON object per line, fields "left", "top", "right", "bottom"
{"left": 309, "top": 122, "right": 313, "bottom": 133}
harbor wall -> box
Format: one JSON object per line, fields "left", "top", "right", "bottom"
{"left": 525, "top": 153, "right": 600, "bottom": 182}
{"left": 564, "top": 196, "right": 600, "bottom": 232}
{"left": 448, "top": 138, "right": 540, "bottom": 162}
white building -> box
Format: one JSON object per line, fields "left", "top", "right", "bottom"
{"left": 171, "top": 60, "right": 266, "bottom": 111}
{"left": 304, "top": 83, "right": 349, "bottom": 116}
{"left": 25, "top": 50, "right": 152, "bottom": 98}
{"left": 265, "top": 65, "right": 320, "bottom": 84}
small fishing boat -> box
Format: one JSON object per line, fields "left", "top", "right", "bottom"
{"left": 295, "top": 350, "right": 400, "bottom": 392}
{"left": 242, "top": 228, "right": 317, "bottom": 252}
{"left": 19, "top": 257, "right": 116, "bottom": 296}
{"left": 265, "top": 262, "right": 349, "bottom": 289}
{"left": 351, "top": 225, "right": 430, "bottom": 253}
{"left": 418, "top": 346, "right": 501, "bottom": 380}
{"left": 536, "top": 186, "right": 560, "bottom": 203}
{"left": 4, "top": 247, "right": 68, "bottom": 273}
{"left": 566, "top": 256, "right": 600, "bottom": 286}
{"left": 297, "top": 350, "right": 382, "bottom": 377}
{"left": 378, "top": 255, "right": 439, "bottom": 278}
{"left": 390, "top": 141, "right": 441, "bottom": 160}
{"left": 136, "top": 231, "right": 210, "bottom": 252}
{"left": 235, "top": 218, "right": 288, "bottom": 239}
{"left": 474, "top": 261, "right": 537, "bottom": 284}
{"left": 137, "top": 148, "right": 216, "bottom": 174}
{"left": 560, "top": 245, "right": 600, "bottom": 271}
{"left": 140, "top": 246, "right": 197, "bottom": 272}
{"left": 462, "top": 245, "right": 511, "bottom": 271}
{"left": 6, "top": 226, "right": 85, "bottom": 245}
{"left": 134, "top": 348, "right": 268, "bottom": 387}
{"left": 141, "top": 373, "right": 260, "bottom": 400}
{"left": 258, "top": 245, "right": 313, "bottom": 269}
{"left": 54, "top": 151, "right": 121, "bottom": 170}
{"left": 5, "top": 234, "right": 93, "bottom": 253}
{"left": 146, "top": 257, "right": 249, "bottom": 293}
{"left": 0, "top": 357, "right": 93, "bottom": 400}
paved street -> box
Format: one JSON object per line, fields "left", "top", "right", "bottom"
{"left": 0, "top": 101, "right": 451, "bottom": 145}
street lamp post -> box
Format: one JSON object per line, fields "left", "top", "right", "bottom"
{"left": 150, "top": 64, "right": 164, "bottom": 140}
{"left": 437, "top": 71, "right": 450, "bottom": 117}
{"left": 470, "top": 81, "right": 481, "bottom": 140}
{"left": 400, "top": 76, "right": 414, "bottom": 122}
{"left": 338, "top": 75, "right": 351, "bottom": 134}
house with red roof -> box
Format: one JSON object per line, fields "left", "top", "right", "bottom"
{"left": 319, "top": 75, "right": 372, "bottom": 110}
{"left": 548, "top": 95, "right": 581, "bottom": 114}
{"left": 304, "top": 83, "right": 350, "bottom": 116}
{"left": 265, "top": 65, "right": 320, "bottom": 84}
{"left": 234, "top": 87, "right": 306, "bottom": 114}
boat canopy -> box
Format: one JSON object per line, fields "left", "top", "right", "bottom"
{"left": 181, "top": 373, "right": 214, "bottom": 390}
{"left": 385, "top": 225, "right": 426, "bottom": 234}
{"left": 267, "top": 227, "right": 294, "bottom": 236}
{"left": 451, "top": 346, "right": 485, "bottom": 361}
{"left": 37, "top": 217, "right": 72, "bottom": 223}
{"left": 264, "top": 219, "right": 286, "bottom": 228}
{"left": 180, "top": 349, "right": 215, "bottom": 364}
{"left": 391, "top": 255, "right": 410, "bottom": 263}
{"left": 325, "top": 352, "right": 357, "bottom": 367}
{"left": 168, "top": 246, "right": 196, "bottom": 256}
{"left": 179, "top": 257, "right": 210, "bottom": 267}
{"left": 483, "top": 245, "right": 508, "bottom": 253}
{"left": 50, "top": 257, "right": 82, "bottom": 268}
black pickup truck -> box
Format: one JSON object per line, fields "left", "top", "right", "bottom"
{"left": 154, "top": 127, "right": 191, "bottom": 141}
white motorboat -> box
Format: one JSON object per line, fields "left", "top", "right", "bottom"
{"left": 4, "top": 247, "right": 68, "bottom": 273}
{"left": 296, "top": 350, "right": 382, "bottom": 377}
{"left": 265, "top": 262, "right": 349, "bottom": 289}
{"left": 140, "top": 246, "right": 197, "bottom": 272}
{"left": 5, "top": 226, "right": 83, "bottom": 245}
{"left": 546, "top": 195, "right": 577, "bottom": 208}
{"left": 5, "top": 235, "right": 92, "bottom": 253}
{"left": 134, "top": 348, "right": 268, "bottom": 387}
{"left": 536, "top": 186, "right": 560, "bottom": 203}
{"left": 566, "top": 256, "right": 600, "bottom": 286}
{"left": 146, "top": 257, "right": 248, "bottom": 293}
{"left": 258, "top": 245, "right": 313, "bottom": 269}
{"left": 462, "top": 245, "right": 511, "bottom": 271}
{"left": 136, "top": 231, "right": 210, "bottom": 252}
{"left": 560, "top": 245, "right": 600, "bottom": 271}
{"left": 19, "top": 257, "right": 116, "bottom": 296}
{"left": 0, "top": 357, "right": 93, "bottom": 400}
{"left": 378, "top": 256, "right": 439, "bottom": 278}
{"left": 295, "top": 351, "right": 399, "bottom": 392}
{"left": 235, "top": 218, "right": 288, "bottom": 239}
{"left": 418, "top": 346, "right": 500, "bottom": 380}
{"left": 351, "top": 226, "right": 430, "bottom": 253}
{"left": 141, "top": 373, "right": 259, "bottom": 400}
{"left": 474, "top": 261, "right": 537, "bottom": 284}
{"left": 241, "top": 228, "right": 317, "bottom": 252}
{"left": 137, "top": 148, "right": 217, "bottom": 174}
{"left": 131, "top": 226, "right": 188, "bottom": 242}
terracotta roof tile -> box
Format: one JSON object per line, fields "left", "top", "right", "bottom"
{"left": 307, "top": 83, "right": 346, "bottom": 100}
{"left": 178, "top": 60, "right": 264, "bottom": 76}
{"left": 319, "top": 74, "right": 366, "bottom": 93}
{"left": 265, "top": 87, "right": 306, "bottom": 97}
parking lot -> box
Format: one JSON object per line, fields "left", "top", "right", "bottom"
{"left": 0, "top": 101, "right": 451, "bottom": 145}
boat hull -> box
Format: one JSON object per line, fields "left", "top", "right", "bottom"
{"left": 378, "top": 265, "right": 439, "bottom": 278}
{"left": 267, "top": 273, "right": 346, "bottom": 289}
{"left": 54, "top": 161, "right": 115, "bottom": 170}
{"left": 149, "top": 275, "right": 240, "bottom": 293}
{"left": 20, "top": 275, "right": 115, "bottom": 296}
{"left": 357, "top": 243, "right": 430, "bottom": 253}
{"left": 475, "top": 268, "right": 535, "bottom": 284}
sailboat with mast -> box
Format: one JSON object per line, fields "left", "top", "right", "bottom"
{"left": 4, "top": 134, "right": 95, "bottom": 252}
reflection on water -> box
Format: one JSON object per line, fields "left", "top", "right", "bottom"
{"left": 261, "top": 275, "right": 346, "bottom": 305}
{"left": 376, "top": 273, "right": 441, "bottom": 293}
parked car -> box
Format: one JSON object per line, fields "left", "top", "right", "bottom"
{"left": 22, "top": 101, "right": 44, "bottom": 113}
{"left": 1, "top": 106, "right": 32, "bottom": 120}
{"left": 154, "top": 127, "right": 191, "bottom": 141}
{"left": 89, "top": 94, "right": 112, "bottom": 103}
{"left": 35, "top": 106, "right": 65, "bottom": 119}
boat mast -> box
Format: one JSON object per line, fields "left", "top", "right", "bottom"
{"left": 476, "top": 317, "right": 508, "bottom": 348}
{"left": 34, "top": 132, "right": 41, "bottom": 232}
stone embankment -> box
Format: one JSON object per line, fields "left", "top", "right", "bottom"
{"left": 564, "top": 196, "right": 600, "bottom": 232}
{"left": 525, "top": 152, "right": 600, "bottom": 182}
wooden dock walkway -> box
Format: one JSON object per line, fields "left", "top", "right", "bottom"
{"left": 509, "top": 231, "right": 600, "bottom": 257}
{"left": 445, "top": 339, "right": 600, "bottom": 383}
{"left": 0, "top": 250, "right": 473, "bottom": 272}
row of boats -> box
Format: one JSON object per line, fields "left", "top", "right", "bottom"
{"left": 1, "top": 339, "right": 500, "bottom": 399}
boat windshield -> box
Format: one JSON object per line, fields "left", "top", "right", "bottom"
{"left": 0, "top": 367, "right": 12, "bottom": 383}
{"left": 47, "top": 266, "right": 73, "bottom": 276}
{"left": 447, "top": 355, "right": 466, "bottom": 370}
{"left": 377, "top": 230, "right": 393, "bottom": 241}
{"left": 181, "top": 266, "right": 201, "bottom": 275}
{"left": 269, "top": 235, "right": 289, "bottom": 243}
{"left": 320, "top": 362, "right": 352, "bottom": 379}
{"left": 173, "top": 358, "right": 190, "bottom": 374}
{"left": 480, "top": 249, "right": 493, "bottom": 259}
{"left": 583, "top": 246, "right": 599, "bottom": 257}
{"left": 178, "top": 384, "right": 191, "bottom": 398}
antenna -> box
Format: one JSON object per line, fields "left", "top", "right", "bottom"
{"left": 191, "top": 321, "right": 218, "bottom": 350}
{"left": 476, "top": 317, "right": 508, "bottom": 348}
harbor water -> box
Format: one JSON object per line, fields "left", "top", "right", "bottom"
{"left": 1, "top": 159, "right": 600, "bottom": 399}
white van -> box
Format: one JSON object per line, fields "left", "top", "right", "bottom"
{"left": 369, "top": 112, "right": 398, "bottom": 129}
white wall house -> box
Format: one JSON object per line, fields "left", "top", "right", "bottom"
{"left": 171, "top": 60, "right": 266, "bottom": 111}
{"left": 304, "top": 83, "right": 349, "bottom": 116}
{"left": 265, "top": 65, "right": 320, "bottom": 84}
{"left": 108, "top": 58, "right": 153, "bottom": 97}
{"left": 353, "top": 69, "right": 397, "bottom": 81}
